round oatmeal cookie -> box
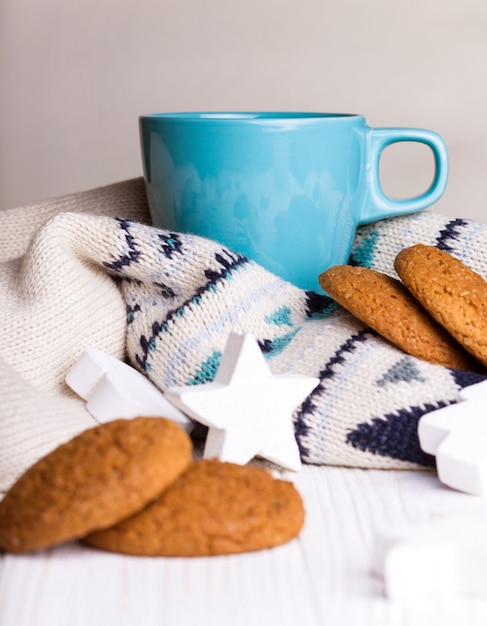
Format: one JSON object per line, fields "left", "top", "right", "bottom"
{"left": 319, "top": 264, "right": 478, "bottom": 370}
{"left": 395, "top": 244, "right": 487, "bottom": 367}
{"left": 0, "top": 417, "right": 192, "bottom": 553}
{"left": 83, "top": 459, "right": 305, "bottom": 556}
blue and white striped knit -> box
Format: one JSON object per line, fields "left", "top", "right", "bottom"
{"left": 1, "top": 178, "right": 486, "bottom": 491}
{"left": 102, "top": 211, "right": 486, "bottom": 470}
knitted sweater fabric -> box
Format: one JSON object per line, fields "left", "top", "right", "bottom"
{"left": 0, "top": 178, "right": 485, "bottom": 492}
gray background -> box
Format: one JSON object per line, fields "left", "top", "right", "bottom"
{"left": 1, "top": 0, "right": 486, "bottom": 221}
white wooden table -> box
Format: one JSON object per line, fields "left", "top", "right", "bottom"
{"left": 2, "top": 465, "right": 487, "bottom": 626}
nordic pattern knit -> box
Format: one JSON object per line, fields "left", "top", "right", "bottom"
{"left": 0, "top": 178, "right": 485, "bottom": 492}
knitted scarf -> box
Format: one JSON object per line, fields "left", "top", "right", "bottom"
{"left": 1, "top": 178, "right": 485, "bottom": 492}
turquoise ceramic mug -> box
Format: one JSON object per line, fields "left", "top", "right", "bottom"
{"left": 139, "top": 112, "right": 448, "bottom": 291}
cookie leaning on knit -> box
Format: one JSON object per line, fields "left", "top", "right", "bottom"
{"left": 395, "top": 244, "right": 487, "bottom": 367}
{"left": 83, "top": 459, "right": 305, "bottom": 557}
{"left": 0, "top": 417, "right": 192, "bottom": 553}
{"left": 318, "top": 265, "right": 477, "bottom": 371}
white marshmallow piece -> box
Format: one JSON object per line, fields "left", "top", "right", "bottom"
{"left": 65, "top": 347, "right": 192, "bottom": 432}
{"left": 166, "top": 332, "right": 319, "bottom": 472}
{"left": 418, "top": 380, "right": 487, "bottom": 495}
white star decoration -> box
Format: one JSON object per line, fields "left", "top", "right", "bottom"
{"left": 65, "top": 347, "right": 192, "bottom": 432}
{"left": 376, "top": 514, "right": 487, "bottom": 600}
{"left": 418, "top": 380, "right": 487, "bottom": 495}
{"left": 166, "top": 333, "right": 319, "bottom": 472}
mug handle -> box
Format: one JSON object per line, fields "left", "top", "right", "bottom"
{"left": 361, "top": 127, "right": 449, "bottom": 223}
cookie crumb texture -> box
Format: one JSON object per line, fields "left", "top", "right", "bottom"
{"left": 0, "top": 417, "right": 192, "bottom": 553}
{"left": 83, "top": 459, "right": 305, "bottom": 557}
{"left": 319, "top": 264, "right": 476, "bottom": 370}
{"left": 395, "top": 244, "right": 487, "bottom": 367}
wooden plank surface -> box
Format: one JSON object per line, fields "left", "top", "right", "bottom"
{"left": 1, "top": 465, "right": 487, "bottom": 626}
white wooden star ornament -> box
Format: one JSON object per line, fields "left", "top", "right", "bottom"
{"left": 418, "top": 380, "right": 487, "bottom": 495}
{"left": 376, "top": 514, "right": 487, "bottom": 600}
{"left": 65, "top": 347, "right": 192, "bottom": 432}
{"left": 166, "top": 332, "right": 319, "bottom": 472}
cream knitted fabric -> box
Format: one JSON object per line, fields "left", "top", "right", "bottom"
{"left": 0, "top": 178, "right": 485, "bottom": 492}
{"left": 0, "top": 179, "right": 150, "bottom": 491}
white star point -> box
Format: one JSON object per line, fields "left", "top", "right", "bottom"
{"left": 166, "top": 332, "right": 319, "bottom": 472}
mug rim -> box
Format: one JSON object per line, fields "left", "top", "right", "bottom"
{"left": 139, "top": 111, "right": 362, "bottom": 122}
